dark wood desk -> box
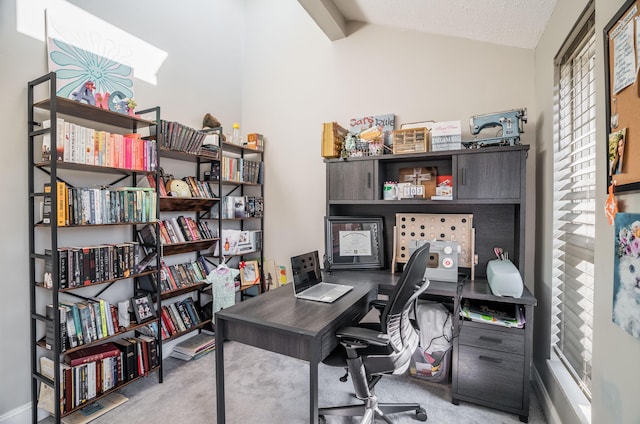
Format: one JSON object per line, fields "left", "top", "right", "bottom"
{"left": 215, "top": 276, "right": 378, "bottom": 423}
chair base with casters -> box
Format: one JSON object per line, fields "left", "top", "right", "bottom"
{"left": 319, "top": 243, "right": 433, "bottom": 423}
{"left": 319, "top": 362, "right": 427, "bottom": 423}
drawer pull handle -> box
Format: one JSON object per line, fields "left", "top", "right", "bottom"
{"left": 478, "top": 336, "right": 502, "bottom": 344}
{"left": 478, "top": 355, "right": 502, "bottom": 364}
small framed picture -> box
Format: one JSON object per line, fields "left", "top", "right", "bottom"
{"left": 131, "top": 294, "right": 156, "bottom": 324}
{"left": 262, "top": 259, "right": 279, "bottom": 291}
{"left": 240, "top": 260, "right": 260, "bottom": 287}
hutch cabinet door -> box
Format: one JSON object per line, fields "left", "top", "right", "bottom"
{"left": 456, "top": 151, "right": 522, "bottom": 200}
{"left": 327, "top": 160, "right": 376, "bottom": 200}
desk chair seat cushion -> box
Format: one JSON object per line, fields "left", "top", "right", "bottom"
{"left": 323, "top": 307, "right": 421, "bottom": 378}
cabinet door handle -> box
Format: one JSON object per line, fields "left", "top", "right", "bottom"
{"left": 367, "top": 172, "right": 371, "bottom": 189}
{"left": 460, "top": 168, "right": 465, "bottom": 186}
{"left": 478, "top": 355, "right": 502, "bottom": 364}
{"left": 478, "top": 336, "right": 502, "bottom": 344}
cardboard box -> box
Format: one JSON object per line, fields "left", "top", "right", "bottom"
{"left": 399, "top": 167, "right": 437, "bottom": 198}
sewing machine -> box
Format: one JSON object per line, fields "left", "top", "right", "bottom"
{"left": 464, "top": 108, "right": 527, "bottom": 148}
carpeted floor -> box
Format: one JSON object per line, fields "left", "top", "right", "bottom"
{"left": 44, "top": 340, "right": 548, "bottom": 424}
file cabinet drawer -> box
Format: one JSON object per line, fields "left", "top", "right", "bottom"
{"left": 459, "top": 324, "right": 524, "bottom": 355}
{"left": 456, "top": 344, "right": 524, "bottom": 410}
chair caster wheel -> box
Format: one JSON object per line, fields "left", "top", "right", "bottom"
{"left": 416, "top": 407, "right": 428, "bottom": 421}
{"left": 318, "top": 415, "right": 326, "bottom": 424}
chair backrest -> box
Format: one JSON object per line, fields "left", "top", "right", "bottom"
{"left": 380, "top": 242, "right": 432, "bottom": 330}
{"left": 380, "top": 243, "right": 431, "bottom": 360}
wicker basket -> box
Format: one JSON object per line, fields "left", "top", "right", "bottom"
{"left": 347, "top": 140, "right": 386, "bottom": 157}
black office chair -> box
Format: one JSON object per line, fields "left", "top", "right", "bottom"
{"left": 319, "top": 243, "right": 432, "bottom": 423}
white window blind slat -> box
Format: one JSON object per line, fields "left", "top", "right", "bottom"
{"left": 552, "top": 13, "right": 595, "bottom": 399}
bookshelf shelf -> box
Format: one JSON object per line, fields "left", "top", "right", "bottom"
{"left": 33, "top": 96, "right": 155, "bottom": 128}
{"left": 221, "top": 140, "right": 263, "bottom": 153}
{"left": 28, "top": 72, "right": 163, "bottom": 424}
{"left": 160, "top": 282, "right": 209, "bottom": 300}
{"left": 35, "top": 269, "right": 158, "bottom": 292}
{"left": 161, "top": 238, "right": 219, "bottom": 256}
{"left": 158, "top": 147, "right": 219, "bottom": 163}
{"left": 34, "top": 160, "right": 158, "bottom": 175}
{"left": 161, "top": 319, "right": 213, "bottom": 343}
{"left": 35, "top": 221, "right": 157, "bottom": 228}
{"left": 57, "top": 364, "right": 161, "bottom": 419}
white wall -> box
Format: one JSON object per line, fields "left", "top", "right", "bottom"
{"left": 535, "top": 0, "right": 640, "bottom": 423}
{"left": 0, "top": 0, "right": 243, "bottom": 419}
{"left": 242, "top": 0, "right": 536, "bottom": 278}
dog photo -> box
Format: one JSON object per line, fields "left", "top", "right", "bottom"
{"left": 613, "top": 213, "right": 640, "bottom": 340}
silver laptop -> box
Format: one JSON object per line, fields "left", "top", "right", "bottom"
{"left": 291, "top": 251, "right": 352, "bottom": 303}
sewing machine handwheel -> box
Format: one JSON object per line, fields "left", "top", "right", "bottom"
{"left": 416, "top": 407, "right": 428, "bottom": 421}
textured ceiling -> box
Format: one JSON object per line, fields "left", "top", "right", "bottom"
{"left": 329, "top": 0, "right": 557, "bottom": 49}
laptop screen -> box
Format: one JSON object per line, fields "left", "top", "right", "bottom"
{"left": 291, "top": 251, "right": 322, "bottom": 293}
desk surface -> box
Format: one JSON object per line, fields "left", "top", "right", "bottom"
{"left": 215, "top": 277, "right": 378, "bottom": 360}
{"left": 324, "top": 269, "right": 536, "bottom": 306}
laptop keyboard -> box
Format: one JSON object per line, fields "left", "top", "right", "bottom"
{"left": 304, "top": 286, "right": 336, "bottom": 297}
{"left": 303, "top": 284, "right": 342, "bottom": 298}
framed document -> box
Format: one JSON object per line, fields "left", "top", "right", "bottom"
{"left": 325, "top": 216, "right": 384, "bottom": 269}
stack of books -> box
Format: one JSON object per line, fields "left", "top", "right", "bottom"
{"left": 170, "top": 333, "right": 215, "bottom": 361}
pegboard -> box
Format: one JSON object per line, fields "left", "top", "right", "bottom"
{"left": 393, "top": 213, "right": 475, "bottom": 278}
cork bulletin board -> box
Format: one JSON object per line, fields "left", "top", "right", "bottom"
{"left": 605, "top": 0, "right": 640, "bottom": 192}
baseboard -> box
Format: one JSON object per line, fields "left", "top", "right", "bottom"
{"left": 0, "top": 402, "right": 34, "bottom": 424}
{"left": 532, "top": 363, "right": 562, "bottom": 424}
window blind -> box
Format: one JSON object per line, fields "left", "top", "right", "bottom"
{"left": 552, "top": 12, "right": 595, "bottom": 398}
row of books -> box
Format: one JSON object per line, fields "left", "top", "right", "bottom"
{"left": 245, "top": 133, "right": 265, "bottom": 151}
{"left": 42, "top": 118, "right": 157, "bottom": 171}
{"left": 38, "top": 336, "right": 157, "bottom": 414}
{"left": 177, "top": 175, "right": 216, "bottom": 198}
{"left": 219, "top": 196, "right": 264, "bottom": 219}
{"left": 158, "top": 217, "right": 216, "bottom": 244}
{"left": 46, "top": 299, "right": 123, "bottom": 352}
{"left": 49, "top": 182, "right": 156, "bottom": 226}
{"left": 44, "top": 242, "right": 141, "bottom": 289}
{"left": 139, "top": 170, "right": 215, "bottom": 199}
{"left": 218, "top": 156, "right": 264, "bottom": 184}
{"left": 139, "top": 258, "right": 210, "bottom": 293}
{"left": 159, "top": 297, "right": 205, "bottom": 340}
{"left": 159, "top": 120, "right": 208, "bottom": 154}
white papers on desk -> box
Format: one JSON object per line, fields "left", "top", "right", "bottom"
{"left": 460, "top": 299, "right": 525, "bottom": 328}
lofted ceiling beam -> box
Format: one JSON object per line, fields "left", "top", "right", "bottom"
{"left": 297, "top": 0, "right": 348, "bottom": 41}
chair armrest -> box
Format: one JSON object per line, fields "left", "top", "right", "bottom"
{"left": 369, "top": 299, "right": 387, "bottom": 313}
{"left": 336, "top": 326, "right": 390, "bottom": 347}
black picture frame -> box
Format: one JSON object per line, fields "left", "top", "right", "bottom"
{"left": 131, "top": 293, "right": 156, "bottom": 324}
{"left": 325, "top": 216, "right": 384, "bottom": 269}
